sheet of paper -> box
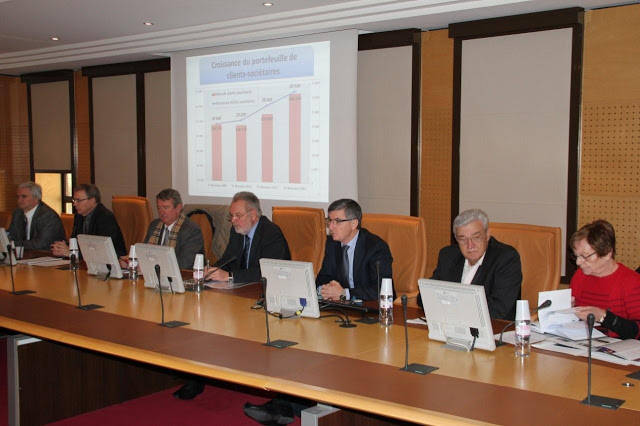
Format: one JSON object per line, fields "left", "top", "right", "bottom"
{"left": 32, "top": 259, "right": 70, "bottom": 267}
{"left": 538, "top": 288, "right": 573, "bottom": 332}
{"left": 408, "top": 317, "right": 427, "bottom": 326}
{"left": 494, "top": 330, "right": 547, "bottom": 346}
{"left": 17, "top": 256, "right": 61, "bottom": 265}
{"left": 598, "top": 339, "right": 640, "bottom": 361}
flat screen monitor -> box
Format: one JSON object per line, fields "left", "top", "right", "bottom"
{"left": 0, "top": 227, "right": 15, "bottom": 265}
{"left": 77, "top": 234, "right": 123, "bottom": 279}
{"left": 259, "top": 258, "right": 320, "bottom": 319}
{"left": 135, "top": 243, "right": 185, "bottom": 293}
{"left": 418, "top": 279, "right": 496, "bottom": 352}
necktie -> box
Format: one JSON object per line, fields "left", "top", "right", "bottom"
{"left": 83, "top": 217, "right": 90, "bottom": 234}
{"left": 340, "top": 244, "right": 350, "bottom": 288}
{"left": 24, "top": 214, "right": 29, "bottom": 240}
{"left": 240, "top": 235, "right": 250, "bottom": 269}
{"left": 158, "top": 225, "right": 166, "bottom": 246}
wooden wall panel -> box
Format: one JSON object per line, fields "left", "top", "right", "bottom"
{"left": 580, "top": 5, "right": 640, "bottom": 268}
{"left": 0, "top": 76, "right": 30, "bottom": 212}
{"left": 420, "top": 30, "right": 454, "bottom": 276}
{"left": 74, "top": 71, "right": 91, "bottom": 185}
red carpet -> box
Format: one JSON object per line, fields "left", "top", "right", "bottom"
{"left": 49, "top": 384, "right": 302, "bottom": 426}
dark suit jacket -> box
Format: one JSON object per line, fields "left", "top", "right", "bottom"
{"left": 316, "top": 228, "right": 393, "bottom": 301}
{"left": 423, "top": 236, "right": 522, "bottom": 320}
{"left": 8, "top": 202, "right": 66, "bottom": 250}
{"left": 144, "top": 217, "right": 205, "bottom": 270}
{"left": 72, "top": 203, "right": 127, "bottom": 257}
{"left": 215, "top": 215, "right": 291, "bottom": 284}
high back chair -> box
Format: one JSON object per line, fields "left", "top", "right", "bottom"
{"left": 186, "top": 209, "right": 216, "bottom": 264}
{"left": 272, "top": 206, "right": 326, "bottom": 274}
{"left": 111, "top": 196, "right": 154, "bottom": 252}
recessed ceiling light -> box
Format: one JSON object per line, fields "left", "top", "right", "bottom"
{"left": 263, "top": 2, "right": 273, "bottom": 6}
{"left": 143, "top": 22, "right": 154, "bottom": 26}
{"left": 51, "top": 37, "right": 60, "bottom": 41}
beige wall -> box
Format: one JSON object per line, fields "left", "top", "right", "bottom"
{"left": 31, "top": 81, "right": 71, "bottom": 171}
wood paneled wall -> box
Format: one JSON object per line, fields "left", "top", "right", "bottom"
{"left": 0, "top": 76, "right": 30, "bottom": 212}
{"left": 74, "top": 71, "right": 91, "bottom": 185}
{"left": 580, "top": 5, "right": 640, "bottom": 268}
{"left": 419, "top": 30, "right": 454, "bottom": 275}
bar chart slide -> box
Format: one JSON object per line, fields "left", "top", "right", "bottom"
{"left": 187, "top": 42, "right": 329, "bottom": 202}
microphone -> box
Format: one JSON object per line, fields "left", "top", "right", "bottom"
{"left": 204, "top": 255, "right": 237, "bottom": 282}
{"left": 72, "top": 253, "right": 103, "bottom": 310}
{"left": 496, "top": 300, "right": 553, "bottom": 346}
{"left": 8, "top": 244, "right": 36, "bottom": 296}
{"left": 581, "top": 313, "right": 624, "bottom": 409}
{"left": 155, "top": 264, "right": 189, "bottom": 328}
{"left": 399, "top": 294, "right": 438, "bottom": 375}
{"left": 262, "top": 276, "right": 297, "bottom": 349}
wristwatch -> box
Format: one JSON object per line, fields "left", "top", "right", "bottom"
{"left": 599, "top": 311, "right": 607, "bottom": 323}
{"left": 339, "top": 288, "right": 347, "bottom": 301}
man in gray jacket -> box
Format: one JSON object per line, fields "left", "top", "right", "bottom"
{"left": 7, "top": 182, "right": 66, "bottom": 250}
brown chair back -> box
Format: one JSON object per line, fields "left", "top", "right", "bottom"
{"left": 489, "top": 222, "right": 561, "bottom": 310}
{"left": 360, "top": 214, "right": 427, "bottom": 305}
{"left": 272, "top": 207, "right": 326, "bottom": 274}
{"left": 186, "top": 209, "right": 216, "bottom": 264}
{"left": 0, "top": 211, "right": 11, "bottom": 229}
{"left": 111, "top": 196, "right": 153, "bottom": 252}
{"left": 61, "top": 213, "right": 74, "bottom": 240}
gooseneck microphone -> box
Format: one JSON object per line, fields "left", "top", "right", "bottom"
{"left": 72, "top": 254, "right": 103, "bottom": 310}
{"left": 8, "top": 244, "right": 36, "bottom": 296}
{"left": 262, "top": 277, "right": 297, "bottom": 349}
{"left": 497, "top": 300, "right": 552, "bottom": 346}
{"left": 205, "top": 255, "right": 237, "bottom": 281}
{"left": 155, "top": 264, "right": 188, "bottom": 328}
{"left": 581, "top": 313, "right": 624, "bottom": 409}
{"left": 399, "top": 294, "right": 438, "bottom": 375}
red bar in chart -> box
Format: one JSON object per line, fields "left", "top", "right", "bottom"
{"left": 261, "top": 114, "right": 273, "bottom": 182}
{"left": 211, "top": 124, "right": 222, "bottom": 181}
{"left": 289, "top": 94, "right": 302, "bottom": 183}
{"left": 236, "top": 125, "right": 247, "bottom": 181}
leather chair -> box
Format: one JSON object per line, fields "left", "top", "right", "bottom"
{"left": 360, "top": 214, "right": 427, "bottom": 306}
{"left": 272, "top": 207, "right": 326, "bottom": 274}
{"left": 111, "top": 196, "right": 153, "bottom": 252}
{"left": 186, "top": 209, "right": 216, "bottom": 264}
{"left": 489, "top": 222, "right": 561, "bottom": 311}
{"left": 0, "top": 211, "right": 11, "bottom": 229}
{"left": 61, "top": 213, "right": 74, "bottom": 240}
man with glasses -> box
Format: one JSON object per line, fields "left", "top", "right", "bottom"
{"left": 51, "top": 184, "right": 126, "bottom": 257}
{"left": 7, "top": 181, "right": 66, "bottom": 251}
{"left": 174, "top": 192, "right": 290, "bottom": 401}
{"left": 420, "top": 208, "right": 522, "bottom": 319}
{"left": 316, "top": 198, "right": 392, "bottom": 301}
{"left": 204, "top": 191, "right": 290, "bottom": 284}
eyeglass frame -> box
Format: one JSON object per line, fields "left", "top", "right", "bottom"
{"left": 455, "top": 232, "right": 486, "bottom": 246}
{"left": 325, "top": 217, "right": 355, "bottom": 227}
{"left": 72, "top": 197, "right": 92, "bottom": 203}
{"left": 571, "top": 251, "right": 598, "bottom": 263}
{"left": 226, "top": 208, "right": 254, "bottom": 222}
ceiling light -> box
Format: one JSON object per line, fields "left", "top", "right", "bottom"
{"left": 263, "top": 2, "right": 273, "bottom": 6}
{"left": 51, "top": 37, "right": 60, "bottom": 41}
{"left": 143, "top": 22, "right": 154, "bottom": 26}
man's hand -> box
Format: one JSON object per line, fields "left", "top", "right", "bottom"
{"left": 51, "top": 241, "right": 69, "bottom": 257}
{"left": 119, "top": 256, "right": 129, "bottom": 268}
{"left": 320, "top": 280, "right": 344, "bottom": 301}
{"left": 205, "top": 266, "right": 230, "bottom": 281}
{"left": 574, "top": 306, "right": 606, "bottom": 322}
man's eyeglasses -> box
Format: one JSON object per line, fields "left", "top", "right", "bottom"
{"left": 226, "top": 209, "right": 253, "bottom": 222}
{"left": 571, "top": 251, "right": 598, "bottom": 263}
{"left": 455, "top": 234, "right": 485, "bottom": 245}
{"left": 325, "top": 217, "right": 354, "bottom": 227}
{"left": 72, "top": 197, "right": 91, "bottom": 203}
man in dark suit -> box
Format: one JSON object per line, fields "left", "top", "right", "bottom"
{"left": 51, "top": 184, "right": 127, "bottom": 257}
{"left": 316, "top": 199, "right": 392, "bottom": 301}
{"left": 174, "top": 191, "right": 290, "bottom": 401}
{"left": 420, "top": 208, "right": 522, "bottom": 320}
{"left": 140, "top": 188, "right": 204, "bottom": 270}
{"left": 205, "top": 191, "right": 290, "bottom": 284}
{"left": 7, "top": 182, "right": 66, "bottom": 251}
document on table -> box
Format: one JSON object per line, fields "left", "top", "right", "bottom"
{"left": 204, "top": 280, "right": 256, "bottom": 289}
{"left": 494, "top": 330, "right": 547, "bottom": 346}
{"left": 17, "top": 257, "right": 69, "bottom": 267}
{"left": 408, "top": 317, "right": 428, "bottom": 326}
{"left": 598, "top": 339, "right": 640, "bottom": 362}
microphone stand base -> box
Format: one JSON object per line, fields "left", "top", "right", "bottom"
{"left": 10, "top": 290, "right": 36, "bottom": 295}
{"left": 158, "top": 320, "right": 189, "bottom": 328}
{"left": 264, "top": 339, "right": 297, "bottom": 349}
{"left": 355, "top": 317, "right": 378, "bottom": 325}
{"left": 581, "top": 395, "right": 624, "bottom": 410}
{"left": 76, "top": 304, "right": 104, "bottom": 311}
{"left": 400, "top": 363, "right": 438, "bottom": 375}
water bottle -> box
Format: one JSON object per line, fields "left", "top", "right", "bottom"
{"left": 193, "top": 254, "right": 205, "bottom": 293}
{"left": 128, "top": 245, "right": 138, "bottom": 281}
{"left": 379, "top": 278, "right": 394, "bottom": 326}
{"left": 69, "top": 238, "right": 79, "bottom": 271}
{"left": 515, "top": 300, "right": 531, "bottom": 357}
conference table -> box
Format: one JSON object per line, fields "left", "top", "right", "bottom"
{"left": 1, "top": 263, "right": 640, "bottom": 425}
